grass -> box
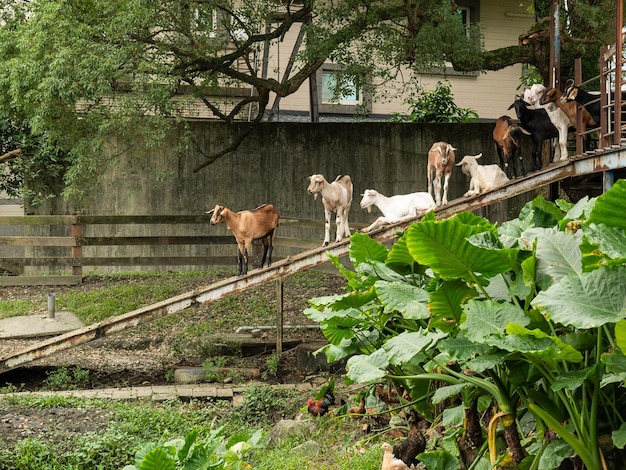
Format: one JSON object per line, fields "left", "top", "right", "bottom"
{"left": 0, "top": 270, "right": 379, "bottom": 469}
{"left": 0, "top": 385, "right": 386, "bottom": 470}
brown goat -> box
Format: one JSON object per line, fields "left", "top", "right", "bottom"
{"left": 208, "top": 203, "right": 280, "bottom": 276}
{"left": 540, "top": 86, "right": 596, "bottom": 151}
{"left": 492, "top": 116, "right": 529, "bottom": 179}
{"left": 427, "top": 141, "right": 456, "bottom": 206}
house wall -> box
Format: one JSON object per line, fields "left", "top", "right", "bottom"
{"left": 271, "top": 0, "right": 535, "bottom": 120}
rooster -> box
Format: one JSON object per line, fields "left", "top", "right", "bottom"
{"left": 307, "top": 379, "right": 335, "bottom": 416}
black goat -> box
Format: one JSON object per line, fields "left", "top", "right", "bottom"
{"left": 562, "top": 81, "right": 601, "bottom": 127}
{"left": 508, "top": 97, "right": 558, "bottom": 172}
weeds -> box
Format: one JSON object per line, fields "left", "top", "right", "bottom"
{"left": 43, "top": 367, "right": 90, "bottom": 391}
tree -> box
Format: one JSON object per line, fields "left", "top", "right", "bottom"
{"left": 0, "top": 0, "right": 618, "bottom": 205}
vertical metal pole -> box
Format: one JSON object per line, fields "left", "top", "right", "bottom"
{"left": 603, "top": 171, "right": 615, "bottom": 193}
{"left": 613, "top": 0, "right": 623, "bottom": 145}
{"left": 549, "top": 0, "right": 560, "bottom": 88}
{"left": 276, "top": 278, "right": 284, "bottom": 357}
{"left": 47, "top": 293, "right": 56, "bottom": 320}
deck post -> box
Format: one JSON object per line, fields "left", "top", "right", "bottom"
{"left": 276, "top": 278, "right": 284, "bottom": 357}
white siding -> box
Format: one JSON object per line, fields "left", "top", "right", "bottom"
{"left": 268, "top": 0, "right": 535, "bottom": 120}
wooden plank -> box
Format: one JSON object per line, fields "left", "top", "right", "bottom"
{"left": 0, "top": 276, "right": 82, "bottom": 286}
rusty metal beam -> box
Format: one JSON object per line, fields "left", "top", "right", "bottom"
{"left": 1, "top": 149, "right": 624, "bottom": 375}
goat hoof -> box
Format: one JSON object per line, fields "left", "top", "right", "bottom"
{"left": 323, "top": 242, "right": 329, "bottom": 247}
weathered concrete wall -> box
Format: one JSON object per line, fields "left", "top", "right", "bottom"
{"left": 83, "top": 121, "right": 524, "bottom": 221}
{"left": 22, "top": 122, "right": 538, "bottom": 273}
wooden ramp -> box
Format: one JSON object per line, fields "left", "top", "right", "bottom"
{"left": 1, "top": 147, "right": 625, "bottom": 374}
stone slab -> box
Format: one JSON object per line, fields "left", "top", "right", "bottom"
{"left": 0, "top": 311, "right": 84, "bottom": 339}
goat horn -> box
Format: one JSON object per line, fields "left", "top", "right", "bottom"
{"left": 205, "top": 209, "right": 215, "bottom": 215}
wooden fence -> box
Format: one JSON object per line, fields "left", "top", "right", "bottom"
{"left": 0, "top": 214, "right": 328, "bottom": 286}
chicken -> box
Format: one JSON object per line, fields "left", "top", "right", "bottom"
{"left": 381, "top": 442, "right": 409, "bottom": 470}
{"left": 307, "top": 379, "right": 335, "bottom": 416}
{"left": 392, "top": 410, "right": 426, "bottom": 468}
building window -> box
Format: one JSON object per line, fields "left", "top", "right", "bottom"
{"left": 316, "top": 64, "right": 371, "bottom": 115}
{"left": 456, "top": 6, "right": 471, "bottom": 38}
{"left": 321, "top": 71, "right": 361, "bottom": 105}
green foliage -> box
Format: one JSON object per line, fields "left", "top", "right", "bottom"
{"left": 229, "top": 385, "right": 302, "bottom": 427}
{"left": 390, "top": 82, "right": 478, "bottom": 123}
{"left": 306, "top": 181, "right": 626, "bottom": 468}
{"left": 43, "top": 366, "right": 90, "bottom": 391}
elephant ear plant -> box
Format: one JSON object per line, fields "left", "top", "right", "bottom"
{"left": 305, "top": 180, "right": 626, "bottom": 469}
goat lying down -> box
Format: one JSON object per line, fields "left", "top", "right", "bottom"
{"left": 456, "top": 153, "right": 510, "bottom": 197}
{"left": 208, "top": 203, "right": 280, "bottom": 276}
{"left": 359, "top": 189, "right": 436, "bottom": 232}
{"left": 307, "top": 174, "right": 353, "bottom": 246}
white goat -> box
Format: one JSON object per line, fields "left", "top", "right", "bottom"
{"left": 456, "top": 153, "right": 510, "bottom": 197}
{"left": 359, "top": 189, "right": 436, "bottom": 232}
{"left": 427, "top": 141, "right": 456, "bottom": 206}
{"left": 307, "top": 174, "right": 353, "bottom": 246}
{"left": 207, "top": 203, "right": 280, "bottom": 276}
{"left": 523, "top": 84, "right": 569, "bottom": 162}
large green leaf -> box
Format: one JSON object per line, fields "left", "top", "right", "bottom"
{"left": 405, "top": 215, "right": 511, "bottom": 281}
{"left": 520, "top": 227, "right": 582, "bottom": 290}
{"left": 349, "top": 232, "right": 388, "bottom": 267}
{"left": 551, "top": 367, "right": 596, "bottom": 392}
{"left": 506, "top": 323, "right": 582, "bottom": 362}
{"left": 137, "top": 448, "right": 176, "bottom": 470}
{"left": 429, "top": 279, "right": 477, "bottom": 332}
{"left": 345, "top": 349, "right": 389, "bottom": 383}
{"left": 383, "top": 330, "right": 447, "bottom": 365}
{"left": 320, "top": 315, "right": 361, "bottom": 345}
{"left": 583, "top": 223, "right": 626, "bottom": 262}
{"left": 375, "top": 280, "right": 430, "bottom": 319}
{"left": 616, "top": 319, "right": 626, "bottom": 352}
{"left": 437, "top": 335, "right": 491, "bottom": 363}
{"left": 587, "top": 179, "right": 626, "bottom": 230}
{"left": 532, "top": 266, "right": 626, "bottom": 329}
{"left": 460, "top": 299, "right": 529, "bottom": 343}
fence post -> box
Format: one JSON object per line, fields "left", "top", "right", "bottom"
{"left": 276, "top": 278, "right": 284, "bottom": 357}
{"left": 71, "top": 213, "right": 83, "bottom": 278}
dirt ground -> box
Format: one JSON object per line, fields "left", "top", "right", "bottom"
{"left": 0, "top": 272, "right": 349, "bottom": 443}
{"left": 0, "top": 272, "right": 347, "bottom": 389}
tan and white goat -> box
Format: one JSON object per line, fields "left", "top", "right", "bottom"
{"left": 307, "top": 174, "right": 353, "bottom": 246}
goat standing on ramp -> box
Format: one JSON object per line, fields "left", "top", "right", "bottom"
{"left": 307, "top": 174, "right": 353, "bottom": 246}
{"left": 493, "top": 116, "right": 529, "bottom": 179}
{"left": 456, "top": 153, "right": 510, "bottom": 197}
{"left": 207, "top": 203, "right": 280, "bottom": 276}
{"left": 427, "top": 142, "right": 456, "bottom": 206}
{"left": 359, "top": 189, "right": 436, "bottom": 232}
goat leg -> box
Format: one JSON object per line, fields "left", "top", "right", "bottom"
{"left": 237, "top": 248, "right": 244, "bottom": 276}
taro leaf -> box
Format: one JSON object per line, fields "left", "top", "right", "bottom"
{"left": 587, "top": 179, "right": 626, "bottom": 231}
{"left": 460, "top": 299, "right": 529, "bottom": 343}
{"left": 539, "top": 440, "right": 576, "bottom": 470}
{"left": 601, "top": 349, "right": 626, "bottom": 376}
{"left": 137, "top": 448, "right": 176, "bottom": 470}
{"left": 438, "top": 335, "right": 491, "bottom": 363}
{"left": 304, "top": 306, "right": 362, "bottom": 323}
{"left": 532, "top": 266, "right": 626, "bottom": 329}
{"left": 345, "top": 348, "right": 389, "bottom": 383}
{"left": 616, "top": 320, "right": 626, "bottom": 352}
{"left": 308, "top": 288, "right": 377, "bottom": 311}
{"left": 520, "top": 227, "right": 582, "bottom": 290}
{"left": 405, "top": 215, "right": 511, "bottom": 282}
{"left": 612, "top": 422, "right": 626, "bottom": 449}
{"left": 583, "top": 223, "right": 626, "bottom": 262}
{"left": 432, "top": 383, "right": 468, "bottom": 404}
{"left": 356, "top": 259, "right": 406, "bottom": 281}
{"left": 375, "top": 280, "right": 430, "bottom": 319}
{"left": 429, "top": 279, "right": 477, "bottom": 333}
{"left": 320, "top": 314, "right": 361, "bottom": 345}
{"left": 465, "top": 351, "right": 508, "bottom": 372}
{"left": 563, "top": 195, "right": 594, "bottom": 220}
{"left": 316, "top": 341, "right": 358, "bottom": 363}
{"left": 499, "top": 205, "right": 535, "bottom": 248}
{"left": 418, "top": 450, "right": 459, "bottom": 470}
{"left": 551, "top": 367, "right": 596, "bottom": 392}
{"left": 349, "top": 232, "right": 388, "bottom": 267}
{"left": 526, "top": 195, "right": 565, "bottom": 227}
{"left": 505, "top": 323, "right": 582, "bottom": 363}
{"left": 386, "top": 234, "right": 420, "bottom": 271}
{"left": 383, "top": 330, "right": 447, "bottom": 366}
